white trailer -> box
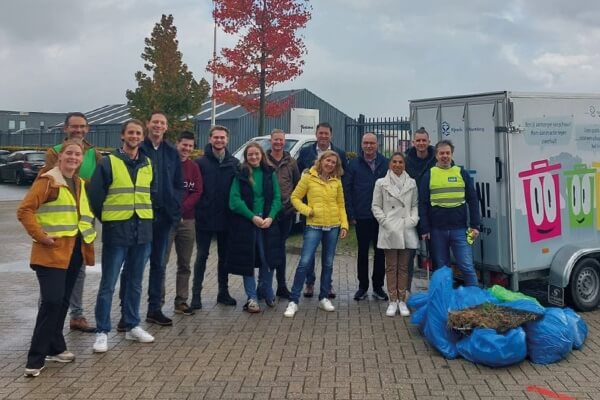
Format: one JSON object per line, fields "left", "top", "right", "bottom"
{"left": 410, "top": 91, "right": 600, "bottom": 311}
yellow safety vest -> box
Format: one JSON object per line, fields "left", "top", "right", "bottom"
{"left": 36, "top": 179, "right": 97, "bottom": 244}
{"left": 429, "top": 166, "right": 466, "bottom": 208}
{"left": 102, "top": 154, "right": 153, "bottom": 221}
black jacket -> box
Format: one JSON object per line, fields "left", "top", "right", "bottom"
{"left": 225, "top": 165, "right": 284, "bottom": 276}
{"left": 405, "top": 145, "right": 436, "bottom": 189}
{"left": 140, "top": 137, "right": 183, "bottom": 225}
{"left": 343, "top": 152, "right": 388, "bottom": 221}
{"left": 88, "top": 149, "right": 154, "bottom": 246}
{"left": 194, "top": 144, "right": 240, "bottom": 231}
{"left": 297, "top": 142, "right": 348, "bottom": 174}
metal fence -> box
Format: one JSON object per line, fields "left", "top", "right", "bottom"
{"left": 344, "top": 115, "right": 411, "bottom": 156}
{"left": 0, "top": 126, "right": 123, "bottom": 149}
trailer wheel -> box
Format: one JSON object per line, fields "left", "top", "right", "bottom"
{"left": 568, "top": 258, "right": 600, "bottom": 311}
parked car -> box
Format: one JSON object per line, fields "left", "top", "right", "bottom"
{"left": 0, "top": 150, "right": 9, "bottom": 165}
{"left": 0, "top": 150, "right": 46, "bottom": 185}
{"left": 233, "top": 134, "right": 316, "bottom": 161}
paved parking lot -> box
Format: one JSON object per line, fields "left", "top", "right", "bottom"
{"left": 1, "top": 199, "right": 600, "bottom": 399}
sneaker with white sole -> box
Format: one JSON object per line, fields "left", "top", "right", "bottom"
{"left": 126, "top": 326, "right": 155, "bottom": 343}
{"left": 45, "top": 351, "right": 75, "bottom": 363}
{"left": 398, "top": 301, "right": 411, "bottom": 317}
{"left": 318, "top": 298, "right": 335, "bottom": 312}
{"left": 24, "top": 366, "right": 45, "bottom": 377}
{"left": 386, "top": 302, "right": 398, "bottom": 317}
{"left": 93, "top": 333, "right": 108, "bottom": 353}
{"left": 284, "top": 302, "right": 298, "bottom": 318}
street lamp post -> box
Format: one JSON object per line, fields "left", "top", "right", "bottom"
{"left": 210, "top": 0, "right": 217, "bottom": 127}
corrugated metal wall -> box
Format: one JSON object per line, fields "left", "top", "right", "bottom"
{"left": 194, "top": 89, "right": 355, "bottom": 154}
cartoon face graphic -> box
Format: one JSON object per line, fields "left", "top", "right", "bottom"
{"left": 518, "top": 160, "right": 562, "bottom": 242}
{"left": 564, "top": 164, "right": 595, "bottom": 228}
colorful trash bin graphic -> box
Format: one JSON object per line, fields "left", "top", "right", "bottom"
{"left": 518, "top": 160, "right": 562, "bottom": 242}
{"left": 563, "top": 163, "right": 595, "bottom": 228}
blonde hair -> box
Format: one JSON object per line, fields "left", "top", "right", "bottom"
{"left": 314, "top": 150, "right": 343, "bottom": 178}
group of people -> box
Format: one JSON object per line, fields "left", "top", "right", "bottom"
{"left": 16, "top": 113, "right": 481, "bottom": 378}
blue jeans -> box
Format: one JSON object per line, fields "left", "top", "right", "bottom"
{"left": 243, "top": 228, "right": 274, "bottom": 301}
{"left": 290, "top": 226, "right": 339, "bottom": 303}
{"left": 430, "top": 228, "right": 478, "bottom": 286}
{"left": 147, "top": 212, "right": 171, "bottom": 313}
{"left": 96, "top": 242, "right": 151, "bottom": 333}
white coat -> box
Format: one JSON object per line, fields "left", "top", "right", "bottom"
{"left": 371, "top": 170, "right": 419, "bottom": 249}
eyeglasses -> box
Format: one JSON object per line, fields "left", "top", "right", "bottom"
{"left": 67, "top": 124, "right": 88, "bottom": 129}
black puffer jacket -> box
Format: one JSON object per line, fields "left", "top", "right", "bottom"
{"left": 194, "top": 144, "right": 240, "bottom": 231}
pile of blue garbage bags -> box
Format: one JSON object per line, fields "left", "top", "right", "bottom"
{"left": 408, "top": 267, "right": 588, "bottom": 367}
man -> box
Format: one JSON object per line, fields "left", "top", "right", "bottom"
{"left": 139, "top": 111, "right": 183, "bottom": 326}
{"left": 89, "top": 119, "right": 155, "bottom": 353}
{"left": 162, "top": 131, "right": 203, "bottom": 315}
{"left": 41, "top": 112, "right": 102, "bottom": 332}
{"left": 191, "top": 125, "right": 240, "bottom": 308}
{"left": 343, "top": 133, "right": 388, "bottom": 301}
{"left": 418, "top": 140, "right": 481, "bottom": 286}
{"left": 404, "top": 127, "right": 436, "bottom": 292}
{"left": 266, "top": 129, "right": 300, "bottom": 299}
{"left": 296, "top": 122, "right": 348, "bottom": 298}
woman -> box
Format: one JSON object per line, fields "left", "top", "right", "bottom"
{"left": 17, "top": 140, "right": 96, "bottom": 377}
{"left": 371, "top": 152, "right": 418, "bottom": 317}
{"left": 284, "top": 150, "right": 348, "bottom": 317}
{"left": 226, "top": 143, "right": 282, "bottom": 313}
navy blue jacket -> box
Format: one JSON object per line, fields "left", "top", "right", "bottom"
{"left": 194, "top": 144, "right": 240, "bottom": 232}
{"left": 297, "top": 142, "right": 348, "bottom": 174}
{"left": 343, "top": 152, "right": 388, "bottom": 221}
{"left": 140, "top": 137, "right": 183, "bottom": 225}
{"left": 418, "top": 166, "right": 481, "bottom": 234}
{"left": 88, "top": 149, "right": 155, "bottom": 246}
{"left": 405, "top": 145, "right": 436, "bottom": 189}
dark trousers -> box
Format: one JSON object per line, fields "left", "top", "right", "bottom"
{"left": 192, "top": 229, "right": 229, "bottom": 302}
{"left": 275, "top": 214, "right": 294, "bottom": 288}
{"left": 147, "top": 211, "right": 172, "bottom": 313}
{"left": 27, "top": 237, "right": 83, "bottom": 369}
{"left": 355, "top": 218, "right": 385, "bottom": 290}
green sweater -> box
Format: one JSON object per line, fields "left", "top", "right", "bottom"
{"left": 229, "top": 167, "right": 282, "bottom": 221}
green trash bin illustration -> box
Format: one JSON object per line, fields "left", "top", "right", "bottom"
{"left": 563, "top": 163, "right": 595, "bottom": 228}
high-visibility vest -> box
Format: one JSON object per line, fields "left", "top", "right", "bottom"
{"left": 36, "top": 179, "right": 97, "bottom": 244}
{"left": 53, "top": 143, "right": 97, "bottom": 180}
{"left": 101, "top": 154, "right": 153, "bottom": 221}
{"left": 429, "top": 166, "right": 466, "bottom": 208}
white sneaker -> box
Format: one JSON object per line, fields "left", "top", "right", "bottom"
{"left": 386, "top": 302, "right": 398, "bottom": 317}
{"left": 93, "top": 333, "right": 108, "bottom": 353}
{"left": 398, "top": 301, "right": 411, "bottom": 317}
{"left": 318, "top": 298, "right": 335, "bottom": 312}
{"left": 126, "top": 326, "right": 155, "bottom": 343}
{"left": 284, "top": 302, "right": 298, "bottom": 318}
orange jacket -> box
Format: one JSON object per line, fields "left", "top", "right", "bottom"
{"left": 17, "top": 167, "right": 95, "bottom": 269}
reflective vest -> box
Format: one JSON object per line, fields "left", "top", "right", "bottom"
{"left": 54, "top": 143, "right": 97, "bottom": 180}
{"left": 36, "top": 179, "right": 97, "bottom": 244}
{"left": 429, "top": 166, "right": 466, "bottom": 208}
{"left": 102, "top": 154, "right": 153, "bottom": 221}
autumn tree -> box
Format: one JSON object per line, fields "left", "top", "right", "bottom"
{"left": 208, "top": 0, "right": 311, "bottom": 135}
{"left": 127, "top": 14, "right": 210, "bottom": 140}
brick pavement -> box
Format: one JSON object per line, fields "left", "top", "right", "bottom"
{"left": 1, "top": 241, "right": 600, "bottom": 398}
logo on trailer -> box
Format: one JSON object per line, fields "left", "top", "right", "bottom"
{"left": 441, "top": 121, "right": 450, "bottom": 136}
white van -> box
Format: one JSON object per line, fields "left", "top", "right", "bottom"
{"left": 233, "top": 134, "right": 315, "bottom": 161}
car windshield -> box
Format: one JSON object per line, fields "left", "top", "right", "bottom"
{"left": 26, "top": 153, "right": 46, "bottom": 162}
{"left": 234, "top": 138, "right": 299, "bottom": 160}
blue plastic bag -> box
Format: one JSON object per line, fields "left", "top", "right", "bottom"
{"left": 410, "top": 303, "right": 427, "bottom": 329}
{"left": 563, "top": 308, "right": 588, "bottom": 350}
{"left": 423, "top": 267, "right": 459, "bottom": 359}
{"left": 525, "top": 307, "right": 573, "bottom": 364}
{"left": 450, "top": 286, "right": 498, "bottom": 311}
{"left": 407, "top": 292, "right": 429, "bottom": 310}
{"left": 456, "top": 327, "right": 527, "bottom": 367}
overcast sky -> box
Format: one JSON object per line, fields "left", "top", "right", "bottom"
{"left": 1, "top": 0, "right": 599, "bottom": 118}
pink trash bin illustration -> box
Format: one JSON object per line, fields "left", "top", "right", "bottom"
{"left": 518, "top": 160, "right": 562, "bottom": 242}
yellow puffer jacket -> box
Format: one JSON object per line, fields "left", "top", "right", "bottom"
{"left": 291, "top": 167, "right": 349, "bottom": 230}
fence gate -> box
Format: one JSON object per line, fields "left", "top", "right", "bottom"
{"left": 344, "top": 114, "right": 411, "bottom": 156}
